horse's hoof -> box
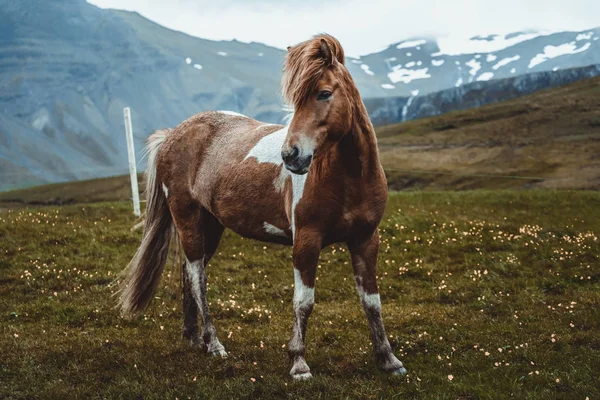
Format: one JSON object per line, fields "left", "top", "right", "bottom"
{"left": 392, "top": 366, "right": 407, "bottom": 376}
{"left": 291, "top": 372, "right": 313, "bottom": 381}
{"left": 208, "top": 348, "right": 228, "bottom": 358}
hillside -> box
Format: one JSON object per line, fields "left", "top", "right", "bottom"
{"left": 1, "top": 0, "right": 599, "bottom": 190}
{"left": 1, "top": 75, "right": 598, "bottom": 206}
{"left": 377, "top": 75, "right": 600, "bottom": 191}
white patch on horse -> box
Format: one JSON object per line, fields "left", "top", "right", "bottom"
{"left": 245, "top": 126, "right": 288, "bottom": 165}
{"left": 360, "top": 289, "right": 382, "bottom": 310}
{"left": 263, "top": 221, "right": 287, "bottom": 237}
{"left": 162, "top": 183, "right": 169, "bottom": 198}
{"left": 297, "top": 134, "right": 316, "bottom": 158}
{"left": 245, "top": 125, "right": 308, "bottom": 238}
{"left": 185, "top": 258, "right": 203, "bottom": 296}
{"left": 274, "top": 164, "right": 288, "bottom": 192}
{"left": 218, "top": 110, "right": 247, "bottom": 117}
{"left": 293, "top": 268, "right": 314, "bottom": 308}
{"left": 245, "top": 126, "right": 291, "bottom": 192}
{"left": 355, "top": 276, "right": 382, "bottom": 310}
{"left": 290, "top": 172, "right": 307, "bottom": 239}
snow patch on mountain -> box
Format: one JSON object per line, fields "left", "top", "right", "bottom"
{"left": 397, "top": 39, "right": 427, "bottom": 49}
{"left": 432, "top": 32, "right": 543, "bottom": 56}
{"left": 466, "top": 59, "right": 482, "bottom": 76}
{"left": 388, "top": 67, "right": 431, "bottom": 84}
{"left": 576, "top": 32, "right": 593, "bottom": 41}
{"left": 432, "top": 59, "right": 445, "bottom": 67}
{"left": 31, "top": 109, "right": 51, "bottom": 131}
{"left": 381, "top": 84, "right": 395, "bottom": 89}
{"left": 493, "top": 55, "right": 520, "bottom": 70}
{"left": 529, "top": 42, "right": 592, "bottom": 68}
{"left": 477, "top": 72, "right": 494, "bottom": 81}
{"left": 360, "top": 64, "right": 375, "bottom": 76}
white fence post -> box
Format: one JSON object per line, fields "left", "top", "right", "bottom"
{"left": 123, "top": 107, "right": 141, "bottom": 217}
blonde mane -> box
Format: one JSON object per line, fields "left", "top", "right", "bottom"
{"left": 282, "top": 34, "right": 346, "bottom": 109}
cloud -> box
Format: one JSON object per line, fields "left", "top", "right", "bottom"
{"left": 88, "top": 0, "right": 600, "bottom": 57}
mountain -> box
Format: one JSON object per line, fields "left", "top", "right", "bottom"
{"left": 2, "top": 74, "right": 599, "bottom": 205}
{"left": 354, "top": 29, "right": 600, "bottom": 96}
{"left": 1, "top": 0, "right": 599, "bottom": 191}
{"left": 364, "top": 64, "right": 600, "bottom": 126}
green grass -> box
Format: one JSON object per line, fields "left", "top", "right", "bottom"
{"left": 1, "top": 190, "right": 600, "bottom": 399}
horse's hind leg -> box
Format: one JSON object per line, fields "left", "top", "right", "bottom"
{"left": 182, "top": 263, "right": 200, "bottom": 346}
{"left": 176, "top": 206, "right": 226, "bottom": 356}
{"left": 347, "top": 230, "right": 406, "bottom": 375}
{"left": 182, "top": 213, "right": 225, "bottom": 347}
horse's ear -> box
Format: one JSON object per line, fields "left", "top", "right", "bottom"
{"left": 319, "top": 38, "right": 333, "bottom": 67}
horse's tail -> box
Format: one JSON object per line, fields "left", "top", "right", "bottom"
{"left": 118, "top": 129, "right": 174, "bottom": 317}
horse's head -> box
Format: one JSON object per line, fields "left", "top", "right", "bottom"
{"left": 281, "top": 34, "right": 355, "bottom": 174}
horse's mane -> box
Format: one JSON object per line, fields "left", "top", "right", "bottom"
{"left": 282, "top": 34, "right": 345, "bottom": 109}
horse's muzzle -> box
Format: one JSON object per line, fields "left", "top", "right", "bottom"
{"left": 282, "top": 146, "right": 312, "bottom": 175}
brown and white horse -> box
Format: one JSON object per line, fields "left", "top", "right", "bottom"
{"left": 118, "top": 34, "right": 406, "bottom": 379}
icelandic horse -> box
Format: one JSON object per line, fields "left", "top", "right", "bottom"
{"left": 118, "top": 34, "right": 406, "bottom": 379}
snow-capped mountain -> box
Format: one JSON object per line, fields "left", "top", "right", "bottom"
{"left": 348, "top": 29, "right": 600, "bottom": 97}
{"left": 1, "top": 0, "right": 599, "bottom": 190}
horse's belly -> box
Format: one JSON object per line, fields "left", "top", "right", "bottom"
{"left": 210, "top": 162, "right": 293, "bottom": 246}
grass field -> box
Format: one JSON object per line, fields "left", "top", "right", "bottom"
{"left": 1, "top": 190, "right": 599, "bottom": 399}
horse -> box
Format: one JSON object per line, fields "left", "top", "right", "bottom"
{"left": 118, "top": 34, "right": 406, "bottom": 380}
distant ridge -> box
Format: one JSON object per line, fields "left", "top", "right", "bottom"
{"left": 1, "top": 74, "right": 599, "bottom": 202}
{"left": 0, "top": 0, "right": 599, "bottom": 190}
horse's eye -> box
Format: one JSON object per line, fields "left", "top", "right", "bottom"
{"left": 317, "top": 90, "right": 332, "bottom": 101}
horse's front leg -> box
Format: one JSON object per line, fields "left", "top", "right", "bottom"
{"left": 288, "top": 230, "right": 320, "bottom": 380}
{"left": 348, "top": 230, "right": 407, "bottom": 375}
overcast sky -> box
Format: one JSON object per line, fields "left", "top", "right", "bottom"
{"left": 88, "top": 0, "right": 600, "bottom": 57}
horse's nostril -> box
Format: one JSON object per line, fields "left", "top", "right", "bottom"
{"left": 282, "top": 146, "right": 300, "bottom": 164}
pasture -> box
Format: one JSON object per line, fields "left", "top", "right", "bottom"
{"left": 1, "top": 190, "right": 599, "bottom": 399}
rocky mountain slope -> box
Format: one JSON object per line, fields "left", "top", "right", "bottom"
{"left": 1, "top": 0, "right": 599, "bottom": 190}
{"left": 365, "top": 64, "right": 600, "bottom": 126}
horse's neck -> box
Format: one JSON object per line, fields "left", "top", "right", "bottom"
{"left": 339, "top": 102, "right": 381, "bottom": 178}
{"left": 311, "top": 114, "right": 381, "bottom": 181}
{"left": 352, "top": 109, "right": 381, "bottom": 176}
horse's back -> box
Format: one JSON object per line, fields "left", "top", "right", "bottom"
{"left": 157, "top": 111, "right": 293, "bottom": 244}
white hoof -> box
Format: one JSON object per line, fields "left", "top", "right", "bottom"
{"left": 208, "top": 348, "right": 228, "bottom": 358}
{"left": 292, "top": 372, "right": 313, "bottom": 380}
{"left": 207, "top": 341, "right": 228, "bottom": 358}
{"left": 392, "top": 366, "right": 407, "bottom": 376}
